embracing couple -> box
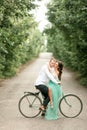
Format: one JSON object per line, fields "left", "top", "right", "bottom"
{"left": 35, "top": 57, "right": 63, "bottom": 120}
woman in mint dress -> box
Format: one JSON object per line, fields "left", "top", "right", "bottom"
{"left": 45, "top": 61, "right": 63, "bottom": 120}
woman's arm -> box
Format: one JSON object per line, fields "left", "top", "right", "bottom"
{"left": 45, "top": 65, "right": 61, "bottom": 84}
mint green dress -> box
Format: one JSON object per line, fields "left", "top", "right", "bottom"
{"left": 45, "top": 80, "right": 62, "bottom": 120}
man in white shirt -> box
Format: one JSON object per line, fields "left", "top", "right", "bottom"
{"left": 35, "top": 58, "right": 60, "bottom": 112}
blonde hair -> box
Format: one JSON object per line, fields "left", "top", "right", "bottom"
{"left": 49, "top": 57, "right": 56, "bottom": 62}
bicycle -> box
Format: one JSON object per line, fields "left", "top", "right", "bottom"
{"left": 18, "top": 91, "right": 83, "bottom": 118}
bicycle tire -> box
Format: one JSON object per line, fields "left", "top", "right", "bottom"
{"left": 18, "top": 93, "right": 42, "bottom": 118}
{"left": 59, "top": 94, "right": 83, "bottom": 118}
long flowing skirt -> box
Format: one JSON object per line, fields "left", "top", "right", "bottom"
{"left": 45, "top": 80, "right": 62, "bottom": 120}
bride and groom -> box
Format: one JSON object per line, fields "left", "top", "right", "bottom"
{"left": 35, "top": 57, "right": 63, "bottom": 120}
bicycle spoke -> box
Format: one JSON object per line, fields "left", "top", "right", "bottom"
{"left": 18, "top": 94, "right": 42, "bottom": 118}
{"left": 59, "top": 94, "right": 83, "bottom": 118}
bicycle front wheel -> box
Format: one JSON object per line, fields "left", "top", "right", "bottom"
{"left": 18, "top": 93, "right": 42, "bottom": 118}
{"left": 59, "top": 94, "right": 83, "bottom": 118}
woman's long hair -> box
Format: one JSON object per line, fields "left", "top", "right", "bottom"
{"left": 57, "top": 61, "right": 63, "bottom": 80}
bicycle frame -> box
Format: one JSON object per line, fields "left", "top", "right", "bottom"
{"left": 61, "top": 93, "right": 71, "bottom": 107}
{"left": 24, "top": 91, "right": 41, "bottom": 107}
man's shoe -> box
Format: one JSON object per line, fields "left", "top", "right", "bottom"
{"left": 41, "top": 112, "right": 45, "bottom": 116}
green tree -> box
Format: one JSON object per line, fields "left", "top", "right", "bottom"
{"left": 0, "top": 0, "right": 44, "bottom": 77}
{"left": 44, "top": 0, "right": 87, "bottom": 86}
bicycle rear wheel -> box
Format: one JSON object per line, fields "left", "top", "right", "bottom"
{"left": 18, "top": 93, "right": 42, "bottom": 118}
{"left": 59, "top": 94, "right": 83, "bottom": 118}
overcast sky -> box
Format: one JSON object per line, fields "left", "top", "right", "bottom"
{"left": 33, "top": 0, "right": 50, "bottom": 32}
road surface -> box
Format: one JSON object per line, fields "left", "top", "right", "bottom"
{"left": 0, "top": 52, "right": 87, "bottom": 130}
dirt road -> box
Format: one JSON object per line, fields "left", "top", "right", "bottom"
{"left": 0, "top": 52, "right": 87, "bottom": 130}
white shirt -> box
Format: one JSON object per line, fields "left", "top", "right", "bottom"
{"left": 35, "top": 64, "right": 58, "bottom": 86}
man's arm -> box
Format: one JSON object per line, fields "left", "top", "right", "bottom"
{"left": 45, "top": 65, "right": 60, "bottom": 84}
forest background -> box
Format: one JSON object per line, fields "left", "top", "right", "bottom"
{"left": 0, "top": 0, "right": 87, "bottom": 86}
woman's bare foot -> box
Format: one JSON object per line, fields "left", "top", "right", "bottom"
{"left": 50, "top": 101, "right": 53, "bottom": 108}
{"left": 39, "top": 105, "right": 45, "bottom": 111}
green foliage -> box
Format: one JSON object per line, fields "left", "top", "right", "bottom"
{"left": 44, "top": 0, "right": 87, "bottom": 86}
{"left": 0, "top": 0, "right": 44, "bottom": 78}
